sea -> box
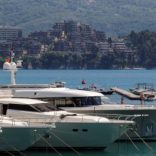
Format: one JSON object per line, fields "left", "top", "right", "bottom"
{"left": 0, "top": 69, "right": 156, "bottom": 156}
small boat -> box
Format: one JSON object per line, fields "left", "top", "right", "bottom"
{"left": 130, "top": 83, "right": 155, "bottom": 95}
{"left": 130, "top": 83, "right": 156, "bottom": 101}
{"left": 78, "top": 86, "right": 113, "bottom": 95}
{"left": 78, "top": 81, "right": 113, "bottom": 95}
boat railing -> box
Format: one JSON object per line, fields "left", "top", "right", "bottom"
{"left": 0, "top": 113, "right": 141, "bottom": 126}
{"left": 14, "top": 117, "right": 57, "bottom": 127}
{"left": 0, "top": 116, "right": 26, "bottom": 127}
{"left": 84, "top": 113, "right": 149, "bottom": 121}
{"left": 0, "top": 116, "right": 57, "bottom": 127}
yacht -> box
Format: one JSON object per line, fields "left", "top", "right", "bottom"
{"left": 0, "top": 97, "right": 134, "bottom": 149}
{"left": 10, "top": 87, "right": 156, "bottom": 141}
{"left": 0, "top": 116, "right": 51, "bottom": 151}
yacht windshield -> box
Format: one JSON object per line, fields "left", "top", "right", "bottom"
{"left": 50, "top": 97, "right": 102, "bottom": 107}
{"left": 101, "top": 96, "right": 115, "bottom": 104}
{"left": 72, "top": 97, "right": 101, "bottom": 106}
{"left": 41, "top": 96, "right": 103, "bottom": 107}
{"left": 32, "top": 103, "right": 58, "bottom": 112}
{"left": 8, "top": 103, "right": 59, "bottom": 112}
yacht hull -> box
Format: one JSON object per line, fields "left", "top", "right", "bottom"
{"left": 0, "top": 127, "right": 48, "bottom": 151}
{"left": 63, "top": 106, "right": 156, "bottom": 141}
{"left": 33, "top": 122, "right": 130, "bottom": 149}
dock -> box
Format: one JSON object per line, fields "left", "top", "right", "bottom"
{"left": 111, "top": 87, "right": 141, "bottom": 100}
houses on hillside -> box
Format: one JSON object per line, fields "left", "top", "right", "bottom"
{"left": 0, "top": 21, "right": 136, "bottom": 68}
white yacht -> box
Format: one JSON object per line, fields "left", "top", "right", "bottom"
{"left": 9, "top": 87, "right": 156, "bottom": 141}
{"left": 0, "top": 98, "right": 134, "bottom": 149}
{"left": 0, "top": 115, "right": 51, "bottom": 151}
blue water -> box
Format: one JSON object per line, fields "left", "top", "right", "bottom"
{"left": 0, "top": 69, "right": 155, "bottom": 88}
{"left": 1, "top": 69, "right": 155, "bottom": 104}
{"left": 0, "top": 69, "right": 156, "bottom": 156}
{"left": 24, "top": 142, "right": 156, "bottom": 156}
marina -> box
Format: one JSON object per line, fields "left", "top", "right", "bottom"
{"left": 0, "top": 54, "right": 135, "bottom": 153}
{"left": 0, "top": 1, "right": 156, "bottom": 156}
{"left": 0, "top": 69, "right": 156, "bottom": 155}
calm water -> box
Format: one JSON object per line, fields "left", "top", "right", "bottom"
{"left": 23, "top": 142, "right": 156, "bottom": 156}
{"left": 1, "top": 69, "right": 156, "bottom": 88}
{"left": 0, "top": 69, "right": 156, "bottom": 156}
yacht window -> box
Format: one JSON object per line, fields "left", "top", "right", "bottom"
{"left": 8, "top": 103, "right": 59, "bottom": 112}
{"left": 101, "top": 96, "right": 114, "bottom": 104}
{"left": 40, "top": 97, "right": 102, "bottom": 107}
{"left": 66, "top": 98, "right": 74, "bottom": 105}
{"left": 32, "top": 103, "right": 58, "bottom": 112}
{"left": 8, "top": 104, "right": 37, "bottom": 112}
{"left": 54, "top": 98, "right": 75, "bottom": 107}
{"left": 82, "top": 129, "right": 88, "bottom": 132}
{"left": 2, "top": 104, "right": 8, "bottom": 115}
{"left": 73, "top": 129, "right": 78, "bottom": 132}
{"left": 55, "top": 99, "right": 66, "bottom": 106}
{"left": 72, "top": 97, "right": 101, "bottom": 107}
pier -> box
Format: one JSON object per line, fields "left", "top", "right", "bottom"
{"left": 111, "top": 87, "right": 141, "bottom": 100}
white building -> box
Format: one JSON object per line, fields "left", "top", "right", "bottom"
{"left": 0, "top": 26, "right": 22, "bottom": 41}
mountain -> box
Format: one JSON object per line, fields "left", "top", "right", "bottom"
{"left": 1, "top": 0, "right": 156, "bottom": 35}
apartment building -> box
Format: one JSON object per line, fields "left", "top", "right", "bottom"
{"left": 0, "top": 26, "right": 22, "bottom": 41}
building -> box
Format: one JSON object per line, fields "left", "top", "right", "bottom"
{"left": 0, "top": 40, "right": 12, "bottom": 57}
{"left": 97, "top": 42, "right": 113, "bottom": 54}
{"left": 0, "top": 26, "right": 22, "bottom": 41}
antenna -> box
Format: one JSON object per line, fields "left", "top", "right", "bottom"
{"left": 3, "top": 49, "right": 17, "bottom": 85}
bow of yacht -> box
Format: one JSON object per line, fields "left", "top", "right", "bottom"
{"left": 0, "top": 115, "right": 52, "bottom": 151}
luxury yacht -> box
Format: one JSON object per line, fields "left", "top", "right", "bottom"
{"left": 0, "top": 98, "right": 134, "bottom": 149}
{"left": 9, "top": 87, "right": 156, "bottom": 141}
{"left": 0, "top": 116, "right": 51, "bottom": 151}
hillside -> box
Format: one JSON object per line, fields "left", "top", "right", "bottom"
{"left": 1, "top": 0, "right": 156, "bottom": 35}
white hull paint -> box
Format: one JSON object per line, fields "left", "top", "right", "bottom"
{"left": 33, "top": 122, "right": 130, "bottom": 149}
{"left": 0, "top": 127, "right": 49, "bottom": 151}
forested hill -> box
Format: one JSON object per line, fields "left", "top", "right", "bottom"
{"left": 1, "top": 0, "right": 156, "bottom": 35}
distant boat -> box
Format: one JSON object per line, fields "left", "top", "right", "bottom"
{"left": 16, "top": 60, "right": 23, "bottom": 68}
{"left": 78, "top": 81, "right": 113, "bottom": 95}
{"left": 130, "top": 83, "right": 155, "bottom": 95}
{"left": 132, "top": 67, "right": 146, "bottom": 70}
{"left": 129, "top": 83, "right": 156, "bottom": 101}
{"left": 78, "top": 86, "right": 113, "bottom": 95}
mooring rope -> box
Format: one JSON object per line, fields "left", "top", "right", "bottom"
{"left": 124, "top": 132, "right": 140, "bottom": 151}
{"left": 133, "top": 130, "right": 153, "bottom": 151}
{"left": 1, "top": 150, "right": 15, "bottom": 156}
{"left": 0, "top": 137, "right": 27, "bottom": 156}
{"left": 48, "top": 130, "right": 81, "bottom": 156}
{"left": 38, "top": 133, "right": 63, "bottom": 156}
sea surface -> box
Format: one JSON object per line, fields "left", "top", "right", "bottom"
{"left": 0, "top": 69, "right": 156, "bottom": 156}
